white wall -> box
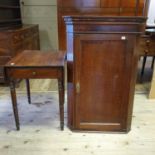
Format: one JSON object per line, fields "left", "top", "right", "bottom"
{"left": 147, "top": 0, "right": 155, "bottom": 26}
{"left": 20, "top": 0, "right": 58, "bottom": 50}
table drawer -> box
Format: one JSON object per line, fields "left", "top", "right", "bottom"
{"left": 6, "top": 68, "right": 63, "bottom": 79}
{"left": 137, "top": 36, "right": 150, "bottom": 55}
{"left": 148, "top": 38, "right": 155, "bottom": 55}
{"left": 138, "top": 35, "right": 155, "bottom": 56}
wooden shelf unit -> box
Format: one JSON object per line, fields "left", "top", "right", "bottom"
{"left": 62, "top": 0, "right": 150, "bottom": 132}
{"left": 0, "top": 0, "right": 22, "bottom": 29}
{"left": 57, "top": 0, "right": 150, "bottom": 51}
{"left": 0, "top": 0, "right": 40, "bottom": 84}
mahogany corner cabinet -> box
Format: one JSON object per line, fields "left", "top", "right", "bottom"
{"left": 64, "top": 16, "right": 146, "bottom": 132}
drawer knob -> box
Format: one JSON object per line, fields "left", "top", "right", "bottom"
{"left": 144, "top": 49, "right": 149, "bottom": 53}
{"left": 32, "top": 72, "right": 36, "bottom": 75}
{"left": 146, "top": 40, "right": 150, "bottom": 43}
{"left": 10, "top": 62, "right": 15, "bottom": 66}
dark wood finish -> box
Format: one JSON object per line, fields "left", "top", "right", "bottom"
{"left": 0, "top": 24, "right": 40, "bottom": 83}
{"left": 57, "top": 0, "right": 150, "bottom": 50}
{"left": 58, "top": 79, "right": 65, "bottom": 130}
{"left": 5, "top": 50, "right": 65, "bottom": 131}
{"left": 10, "top": 80, "right": 20, "bottom": 130}
{"left": 64, "top": 16, "right": 146, "bottom": 132}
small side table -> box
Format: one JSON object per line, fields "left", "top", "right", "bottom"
{"left": 5, "top": 50, "right": 65, "bottom": 130}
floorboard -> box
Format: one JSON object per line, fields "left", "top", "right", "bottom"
{"left": 0, "top": 91, "right": 155, "bottom": 155}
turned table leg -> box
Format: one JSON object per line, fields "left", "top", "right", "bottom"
{"left": 140, "top": 55, "right": 147, "bottom": 82}
{"left": 25, "top": 79, "right": 31, "bottom": 104}
{"left": 58, "top": 79, "right": 64, "bottom": 130}
{"left": 151, "top": 56, "right": 155, "bottom": 69}
{"left": 10, "top": 80, "right": 20, "bottom": 130}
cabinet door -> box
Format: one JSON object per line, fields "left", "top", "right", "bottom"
{"left": 101, "top": 0, "right": 120, "bottom": 7}
{"left": 121, "top": 0, "right": 137, "bottom": 7}
{"left": 82, "top": 0, "right": 100, "bottom": 7}
{"left": 121, "top": 0, "right": 144, "bottom": 16}
{"left": 74, "top": 34, "right": 135, "bottom": 131}
{"left": 101, "top": 0, "right": 121, "bottom": 15}
{"left": 138, "top": 0, "right": 146, "bottom": 15}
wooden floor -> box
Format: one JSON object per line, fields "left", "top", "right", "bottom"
{"left": 0, "top": 81, "right": 155, "bottom": 155}
{"left": 0, "top": 58, "right": 155, "bottom": 155}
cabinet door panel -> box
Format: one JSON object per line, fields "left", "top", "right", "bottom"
{"left": 82, "top": 0, "right": 100, "bottom": 7}
{"left": 121, "top": 0, "right": 136, "bottom": 7}
{"left": 101, "top": 0, "right": 120, "bottom": 7}
{"left": 139, "top": 0, "right": 145, "bottom": 7}
{"left": 120, "top": 0, "right": 145, "bottom": 16}
{"left": 74, "top": 34, "right": 134, "bottom": 131}
{"left": 121, "top": 8, "right": 136, "bottom": 16}
{"left": 138, "top": 0, "right": 145, "bottom": 15}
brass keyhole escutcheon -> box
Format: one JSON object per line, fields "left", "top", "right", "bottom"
{"left": 76, "top": 82, "right": 80, "bottom": 94}
{"left": 32, "top": 72, "right": 36, "bottom": 75}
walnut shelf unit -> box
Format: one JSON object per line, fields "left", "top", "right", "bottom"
{"left": 58, "top": 0, "right": 150, "bottom": 51}
{"left": 0, "top": 0, "right": 40, "bottom": 83}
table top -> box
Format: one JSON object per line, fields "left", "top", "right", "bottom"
{"left": 6, "top": 50, "right": 65, "bottom": 68}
